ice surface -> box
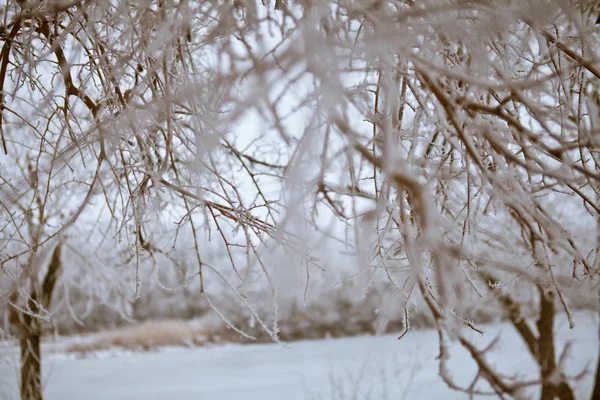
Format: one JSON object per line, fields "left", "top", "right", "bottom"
{"left": 0, "top": 313, "right": 597, "bottom": 400}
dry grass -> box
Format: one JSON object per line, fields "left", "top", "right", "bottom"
{"left": 67, "top": 320, "right": 205, "bottom": 354}
{"left": 62, "top": 301, "right": 505, "bottom": 356}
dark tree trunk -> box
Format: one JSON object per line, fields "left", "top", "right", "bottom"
{"left": 538, "top": 287, "right": 557, "bottom": 400}
{"left": 592, "top": 363, "right": 600, "bottom": 400}
{"left": 20, "top": 330, "right": 42, "bottom": 400}
{"left": 591, "top": 313, "right": 600, "bottom": 400}
{"left": 483, "top": 272, "right": 575, "bottom": 400}
{"left": 10, "top": 243, "right": 63, "bottom": 400}
{"left": 555, "top": 382, "right": 575, "bottom": 400}
{"left": 537, "top": 287, "right": 575, "bottom": 400}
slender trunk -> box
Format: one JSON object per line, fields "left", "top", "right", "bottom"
{"left": 592, "top": 364, "right": 600, "bottom": 400}
{"left": 537, "top": 287, "right": 575, "bottom": 400}
{"left": 11, "top": 243, "right": 62, "bottom": 400}
{"left": 555, "top": 382, "right": 575, "bottom": 400}
{"left": 593, "top": 162, "right": 600, "bottom": 400}
{"left": 538, "top": 287, "right": 557, "bottom": 400}
{"left": 20, "top": 328, "right": 42, "bottom": 400}
{"left": 484, "top": 271, "right": 577, "bottom": 399}
{"left": 591, "top": 313, "right": 600, "bottom": 400}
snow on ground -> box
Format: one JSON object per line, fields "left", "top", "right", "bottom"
{"left": 0, "top": 313, "right": 598, "bottom": 400}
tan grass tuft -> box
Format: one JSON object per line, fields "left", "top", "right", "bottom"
{"left": 67, "top": 320, "right": 204, "bottom": 354}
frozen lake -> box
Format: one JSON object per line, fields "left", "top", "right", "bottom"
{"left": 1, "top": 313, "right": 598, "bottom": 399}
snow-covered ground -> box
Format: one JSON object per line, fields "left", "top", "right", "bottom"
{"left": 0, "top": 313, "right": 598, "bottom": 400}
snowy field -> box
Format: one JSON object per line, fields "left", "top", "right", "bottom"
{"left": 0, "top": 313, "right": 598, "bottom": 400}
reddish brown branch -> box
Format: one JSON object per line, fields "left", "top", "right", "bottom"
{"left": 36, "top": 20, "right": 99, "bottom": 118}
{"left": 0, "top": 20, "right": 22, "bottom": 154}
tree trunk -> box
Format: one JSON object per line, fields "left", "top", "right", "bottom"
{"left": 10, "top": 243, "right": 63, "bottom": 400}
{"left": 537, "top": 287, "right": 575, "bottom": 400}
{"left": 485, "top": 272, "right": 576, "bottom": 400}
{"left": 591, "top": 313, "right": 600, "bottom": 400}
{"left": 555, "top": 382, "right": 575, "bottom": 400}
{"left": 538, "top": 287, "right": 557, "bottom": 400}
{"left": 20, "top": 330, "right": 42, "bottom": 400}
{"left": 592, "top": 364, "right": 600, "bottom": 400}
